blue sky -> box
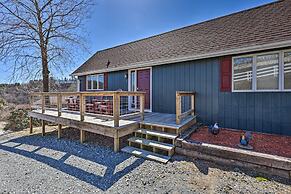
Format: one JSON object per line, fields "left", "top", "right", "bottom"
{"left": 0, "top": 0, "right": 274, "bottom": 83}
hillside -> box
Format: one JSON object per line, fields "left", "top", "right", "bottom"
{"left": 0, "top": 78, "right": 77, "bottom": 105}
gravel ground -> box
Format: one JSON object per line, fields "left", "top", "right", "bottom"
{"left": 0, "top": 127, "right": 290, "bottom": 194}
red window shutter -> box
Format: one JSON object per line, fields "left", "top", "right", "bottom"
{"left": 220, "top": 56, "right": 232, "bottom": 92}
{"left": 104, "top": 72, "right": 108, "bottom": 90}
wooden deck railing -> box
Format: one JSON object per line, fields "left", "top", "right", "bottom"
{"left": 30, "top": 91, "right": 145, "bottom": 127}
{"left": 176, "top": 91, "right": 196, "bottom": 124}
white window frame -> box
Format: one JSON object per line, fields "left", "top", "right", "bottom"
{"left": 232, "top": 49, "right": 291, "bottom": 92}
{"left": 128, "top": 67, "right": 152, "bottom": 112}
{"left": 86, "top": 74, "right": 104, "bottom": 91}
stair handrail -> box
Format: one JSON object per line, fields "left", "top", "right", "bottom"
{"left": 176, "top": 91, "right": 196, "bottom": 124}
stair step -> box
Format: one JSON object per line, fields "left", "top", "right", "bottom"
{"left": 121, "top": 146, "right": 171, "bottom": 163}
{"left": 140, "top": 122, "right": 179, "bottom": 130}
{"left": 128, "top": 137, "right": 174, "bottom": 151}
{"left": 136, "top": 128, "right": 178, "bottom": 140}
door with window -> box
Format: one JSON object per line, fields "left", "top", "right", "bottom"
{"left": 129, "top": 68, "right": 151, "bottom": 111}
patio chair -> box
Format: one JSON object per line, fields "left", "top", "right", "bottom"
{"left": 66, "top": 97, "right": 80, "bottom": 111}
{"left": 93, "top": 96, "right": 113, "bottom": 115}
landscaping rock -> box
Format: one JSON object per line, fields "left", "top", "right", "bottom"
{"left": 0, "top": 127, "right": 290, "bottom": 193}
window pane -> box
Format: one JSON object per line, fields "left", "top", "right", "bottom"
{"left": 284, "top": 52, "right": 291, "bottom": 89}
{"left": 130, "top": 71, "right": 135, "bottom": 91}
{"left": 87, "top": 76, "right": 92, "bottom": 90}
{"left": 256, "top": 53, "right": 279, "bottom": 90}
{"left": 98, "top": 74, "right": 104, "bottom": 89}
{"left": 130, "top": 71, "right": 136, "bottom": 108}
{"left": 233, "top": 57, "right": 253, "bottom": 90}
{"left": 92, "top": 75, "right": 98, "bottom": 89}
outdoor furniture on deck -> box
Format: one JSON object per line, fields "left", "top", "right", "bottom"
{"left": 92, "top": 98, "right": 113, "bottom": 115}
{"left": 66, "top": 97, "right": 80, "bottom": 111}
{"left": 85, "top": 102, "right": 94, "bottom": 113}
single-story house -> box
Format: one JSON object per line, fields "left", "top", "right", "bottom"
{"left": 72, "top": 0, "right": 291, "bottom": 136}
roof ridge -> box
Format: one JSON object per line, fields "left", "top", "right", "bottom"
{"left": 91, "top": 0, "right": 279, "bottom": 54}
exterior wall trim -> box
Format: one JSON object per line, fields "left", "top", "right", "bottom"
{"left": 127, "top": 67, "right": 153, "bottom": 112}
{"left": 72, "top": 40, "right": 291, "bottom": 76}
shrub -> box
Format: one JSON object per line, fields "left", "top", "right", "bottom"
{"left": 4, "top": 108, "right": 40, "bottom": 131}
{"left": 0, "top": 98, "right": 6, "bottom": 110}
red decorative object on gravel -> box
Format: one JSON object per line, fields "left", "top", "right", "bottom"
{"left": 189, "top": 127, "right": 291, "bottom": 158}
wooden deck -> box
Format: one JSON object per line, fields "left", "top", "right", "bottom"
{"left": 29, "top": 109, "right": 196, "bottom": 152}
{"left": 28, "top": 91, "right": 196, "bottom": 158}
{"left": 133, "top": 112, "right": 195, "bottom": 129}
{"left": 29, "top": 110, "right": 194, "bottom": 132}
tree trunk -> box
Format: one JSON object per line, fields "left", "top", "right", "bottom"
{"left": 41, "top": 49, "right": 50, "bottom": 92}
{"left": 34, "top": 0, "right": 49, "bottom": 93}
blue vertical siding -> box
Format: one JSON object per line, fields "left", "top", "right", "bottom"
{"left": 78, "top": 76, "right": 86, "bottom": 91}
{"left": 78, "top": 59, "right": 291, "bottom": 135}
{"left": 108, "top": 70, "right": 128, "bottom": 91}
{"left": 152, "top": 58, "right": 291, "bottom": 136}
{"left": 153, "top": 59, "right": 220, "bottom": 125}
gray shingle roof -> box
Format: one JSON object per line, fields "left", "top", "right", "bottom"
{"left": 72, "top": 0, "right": 291, "bottom": 75}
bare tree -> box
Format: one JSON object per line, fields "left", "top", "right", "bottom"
{"left": 0, "top": 0, "right": 92, "bottom": 92}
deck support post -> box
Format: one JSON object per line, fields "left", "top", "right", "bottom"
{"left": 41, "top": 120, "right": 45, "bottom": 136}
{"left": 113, "top": 94, "right": 120, "bottom": 127}
{"left": 114, "top": 129, "right": 120, "bottom": 152}
{"left": 29, "top": 117, "right": 33, "bottom": 134}
{"left": 80, "top": 129, "right": 85, "bottom": 143}
{"left": 57, "top": 124, "right": 62, "bottom": 139}
{"left": 114, "top": 137, "right": 120, "bottom": 152}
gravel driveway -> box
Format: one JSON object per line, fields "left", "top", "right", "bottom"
{"left": 0, "top": 127, "right": 290, "bottom": 194}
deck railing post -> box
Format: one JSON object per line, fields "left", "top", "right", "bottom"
{"left": 57, "top": 94, "right": 62, "bottom": 117}
{"left": 140, "top": 94, "right": 145, "bottom": 121}
{"left": 113, "top": 93, "right": 120, "bottom": 127}
{"left": 29, "top": 95, "right": 33, "bottom": 134}
{"left": 80, "top": 93, "right": 85, "bottom": 121}
{"left": 30, "top": 95, "right": 33, "bottom": 111}
{"left": 191, "top": 94, "right": 195, "bottom": 116}
{"left": 176, "top": 92, "right": 181, "bottom": 124}
{"left": 41, "top": 93, "right": 45, "bottom": 113}
{"left": 57, "top": 94, "right": 62, "bottom": 138}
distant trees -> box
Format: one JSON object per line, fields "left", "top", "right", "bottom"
{"left": 0, "top": 0, "right": 93, "bottom": 92}
{"left": 0, "top": 79, "right": 77, "bottom": 105}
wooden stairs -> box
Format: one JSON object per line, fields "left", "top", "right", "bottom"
{"left": 121, "top": 123, "right": 180, "bottom": 163}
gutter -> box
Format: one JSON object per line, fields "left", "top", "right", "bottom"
{"left": 71, "top": 40, "right": 291, "bottom": 76}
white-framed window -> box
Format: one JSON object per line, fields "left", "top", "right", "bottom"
{"left": 284, "top": 51, "right": 291, "bottom": 90}
{"left": 232, "top": 49, "right": 291, "bottom": 92}
{"left": 86, "top": 74, "right": 104, "bottom": 90}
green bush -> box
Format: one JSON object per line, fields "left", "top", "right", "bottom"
{"left": 0, "top": 98, "right": 6, "bottom": 110}
{"left": 4, "top": 108, "right": 40, "bottom": 131}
